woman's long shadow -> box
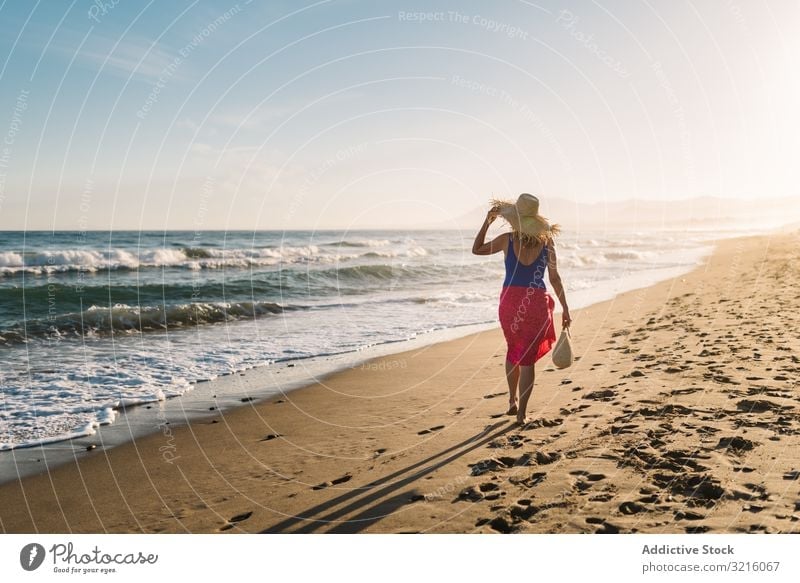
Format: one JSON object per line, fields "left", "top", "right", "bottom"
{"left": 261, "top": 420, "right": 516, "bottom": 534}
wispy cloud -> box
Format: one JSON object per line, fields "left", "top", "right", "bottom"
{"left": 209, "top": 105, "right": 295, "bottom": 130}
{"left": 71, "top": 34, "right": 184, "bottom": 81}
{"left": 33, "top": 24, "right": 186, "bottom": 83}
{"left": 208, "top": 90, "right": 365, "bottom": 131}
{"left": 176, "top": 117, "right": 200, "bottom": 132}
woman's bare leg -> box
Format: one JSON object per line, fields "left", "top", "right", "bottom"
{"left": 504, "top": 360, "right": 519, "bottom": 414}
{"left": 516, "top": 364, "right": 535, "bottom": 424}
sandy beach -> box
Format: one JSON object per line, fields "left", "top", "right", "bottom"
{"left": 1, "top": 229, "right": 798, "bottom": 534}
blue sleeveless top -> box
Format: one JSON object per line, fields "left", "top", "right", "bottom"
{"left": 503, "top": 233, "right": 548, "bottom": 288}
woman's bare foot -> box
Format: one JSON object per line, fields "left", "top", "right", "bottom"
{"left": 515, "top": 415, "right": 529, "bottom": 426}
{"left": 506, "top": 401, "right": 518, "bottom": 415}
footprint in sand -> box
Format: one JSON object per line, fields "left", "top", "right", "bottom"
{"left": 230, "top": 511, "right": 253, "bottom": 523}
{"left": 637, "top": 494, "right": 660, "bottom": 505}
{"left": 619, "top": 501, "right": 645, "bottom": 515}
{"left": 469, "top": 457, "right": 515, "bottom": 476}
{"left": 610, "top": 424, "right": 639, "bottom": 436}
{"left": 737, "top": 399, "right": 789, "bottom": 413}
{"left": 569, "top": 470, "right": 605, "bottom": 482}
{"left": 418, "top": 425, "right": 446, "bottom": 435}
{"left": 696, "top": 425, "right": 720, "bottom": 435}
{"left": 651, "top": 473, "right": 726, "bottom": 503}
{"left": 483, "top": 392, "right": 506, "bottom": 400}
{"left": 586, "top": 516, "right": 605, "bottom": 524}
{"left": 560, "top": 404, "right": 591, "bottom": 416}
{"left": 675, "top": 510, "right": 705, "bottom": 520}
{"left": 582, "top": 389, "right": 617, "bottom": 402}
{"left": 488, "top": 516, "right": 514, "bottom": 533}
{"left": 534, "top": 451, "right": 561, "bottom": 465}
{"left": 459, "top": 486, "right": 484, "bottom": 502}
{"left": 509, "top": 504, "right": 540, "bottom": 521}
{"left": 572, "top": 472, "right": 605, "bottom": 493}
{"left": 312, "top": 474, "right": 352, "bottom": 490}
{"left": 521, "top": 418, "right": 564, "bottom": 429}
{"left": 595, "top": 521, "right": 621, "bottom": 534}
{"left": 488, "top": 435, "right": 524, "bottom": 450}
{"left": 219, "top": 511, "right": 253, "bottom": 531}
{"left": 510, "top": 472, "right": 547, "bottom": 488}
{"left": 748, "top": 386, "right": 791, "bottom": 398}
{"left": 716, "top": 436, "right": 757, "bottom": 454}
{"left": 260, "top": 434, "right": 283, "bottom": 441}
{"left": 742, "top": 483, "right": 770, "bottom": 501}
{"left": 479, "top": 482, "right": 506, "bottom": 501}
{"left": 748, "top": 524, "right": 776, "bottom": 533}
{"left": 506, "top": 454, "right": 529, "bottom": 466}
{"left": 667, "top": 387, "right": 704, "bottom": 396}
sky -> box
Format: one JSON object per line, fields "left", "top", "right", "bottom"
{"left": 0, "top": 0, "right": 798, "bottom": 230}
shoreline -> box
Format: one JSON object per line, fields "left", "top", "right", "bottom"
{"left": 1, "top": 228, "right": 798, "bottom": 533}
{"left": 0, "top": 237, "right": 717, "bottom": 483}
{"left": 0, "top": 319, "right": 501, "bottom": 484}
{"left": 0, "top": 225, "right": 752, "bottom": 459}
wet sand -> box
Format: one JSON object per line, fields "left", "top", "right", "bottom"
{"left": 1, "top": 229, "right": 799, "bottom": 533}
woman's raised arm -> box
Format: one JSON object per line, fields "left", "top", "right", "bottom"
{"left": 472, "top": 206, "right": 508, "bottom": 255}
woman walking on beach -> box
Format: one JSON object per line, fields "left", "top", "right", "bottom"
{"left": 472, "top": 194, "right": 571, "bottom": 425}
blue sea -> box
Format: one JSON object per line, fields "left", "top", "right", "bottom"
{"left": 0, "top": 227, "right": 763, "bottom": 449}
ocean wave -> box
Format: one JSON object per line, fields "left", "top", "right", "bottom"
{"left": 0, "top": 244, "right": 440, "bottom": 276}
{"left": 362, "top": 246, "right": 429, "bottom": 258}
{"left": 559, "top": 249, "right": 655, "bottom": 267}
{"left": 0, "top": 280, "right": 286, "bottom": 310}
{"left": 182, "top": 246, "right": 213, "bottom": 259}
{"left": 305, "top": 261, "right": 460, "bottom": 286}
{"left": 410, "top": 291, "right": 493, "bottom": 304}
{"left": 0, "top": 245, "right": 413, "bottom": 275}
{"left": 603, "top": 249, "right": 654, "bottom": 261}
{"left": 322, "top": 238, "right": 392, "bottom": 247}
{"left": 0, "top": 300, "right": 293, "bottom": 344}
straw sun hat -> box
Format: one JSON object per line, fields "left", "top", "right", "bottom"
{"left": 491, "top": 193, "right": 561, "bottom": 244}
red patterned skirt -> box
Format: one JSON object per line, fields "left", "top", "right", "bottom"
{"left": 498, "top": 286, "right": 556, "bottom": 366}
